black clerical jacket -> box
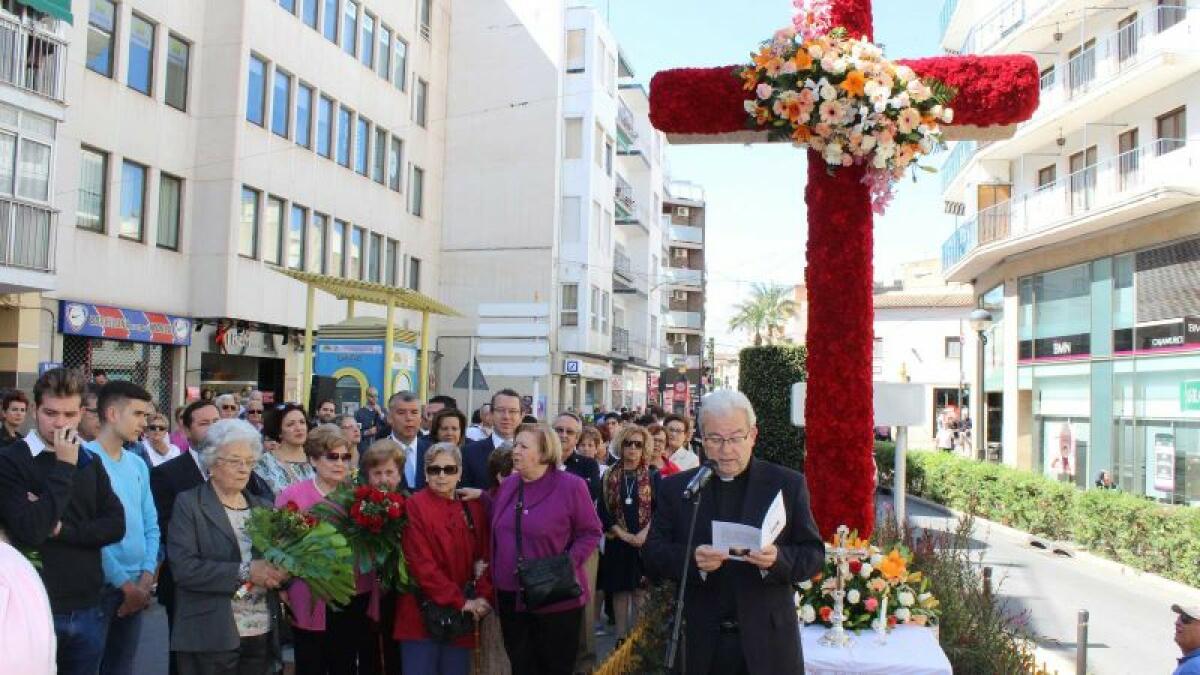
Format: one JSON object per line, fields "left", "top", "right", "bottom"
{"left": 643, "top": 458, "right": 825, "bottom": 675}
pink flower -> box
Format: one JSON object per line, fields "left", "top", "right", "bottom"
{"left": 864, "top": 596, "right": 879, "bottom": 613}
{"left": 897, "top": 108, "right": 922, "bottom": 134}
{"left": 818, "top": 100, "right": 843, "bottom": 124}
{"left": 756, "top": 83, "right": 775, "bottom": 100}
{"left": 792, "top": 0, "right": 832, "bottom": 42}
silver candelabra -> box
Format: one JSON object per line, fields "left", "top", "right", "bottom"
{"left": 818, "top": 525, "right": 870, "bottom": 648}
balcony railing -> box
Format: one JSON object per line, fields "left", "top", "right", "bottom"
{"left": 939, "top": 0, "right": 959, "bottom": 39}
{"left": 615, "top": 176, "right": 636, "bottom": 214}
{"left": 942, "top": 138, "right": 1195, "bottom": 270}
{"left": 0, "top": 196, "right": 54, "bottom": 273}
{"left": 613, "top": 246, "right": 634, "bottom": 281}
{"left": 955, "top": 0, "right": 1054, "bottom": 54}
{"left": 0, "top": 15, "right": 66, "bottom": 101}
{"left": 663, "top": 266, "right": 702, "bottom": 287}
{"left": 617, "top": 99, "right": 639, "bottom": 143}
{"left": 941, "top": 140, "right": 977, "bottom": 192}
{"left": 612, "top": 327, "right": 630, "bottom": 356}
{"left": 668, "top": 224, "right": 703, "bottom": 245}
{"left": 666, "top": 311, "right": 702, "bottom": 330}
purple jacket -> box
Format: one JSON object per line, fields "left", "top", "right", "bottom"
{"left": 489, "top": 468, "right": 602, "bottom": 613}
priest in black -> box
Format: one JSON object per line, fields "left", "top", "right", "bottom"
{"left": 643, "top": 390, "right": 824, "bottom": 675}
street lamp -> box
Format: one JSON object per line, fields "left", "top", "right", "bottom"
{"left": 968, "top": 308, "right": 994, "bottom": 461}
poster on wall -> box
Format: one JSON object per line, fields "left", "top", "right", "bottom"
{"left": 1047, "top": 421, "right": 1076, "bottom": 482}
{"left": 1154, "top": 432, "right": 1176, "bottom": 493}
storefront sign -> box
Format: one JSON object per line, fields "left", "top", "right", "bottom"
{"left": 1020, "top": 333, "right": 1090, "bottom": 361}
{"left": 38, "top": 361, "right": 61, "bottom": 375}
{"left": 1115, "top": 317, "right": 1200, "bottom": 355}
{"left": 59, "top": 301, "right": 191, "bottom": 346}
{"left": 1183, "top": 381, "right": 1200, "bottom": 412}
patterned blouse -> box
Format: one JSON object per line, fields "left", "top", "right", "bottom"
{"left": 254, "top": 451, "right": 315, "bottom": 496}
{"left": 224, "top": 506, "right": 270, "bottom": 637}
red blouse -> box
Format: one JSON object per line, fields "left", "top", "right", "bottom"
{"left": 394, "top": 489, "right": 493, "bottom": 647}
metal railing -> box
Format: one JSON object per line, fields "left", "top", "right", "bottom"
{"left": 954, "top": 0, "right": 1054, "bottom": 54}
{"left": 942, "top": 138, "right": 1195, "bottom": 270}
{"left": 663, "top": 266, "right": 702, "bottom": 286}
{"left": 615, "top": 175, "right": 636, "bottom": 213}
{"left": 617, "top": 99, "right": 639, "bottom": 142}
{"left": 613, "top": 246, "right": 634, "bottom": 280}
{"left": 666, "top": 311, "right": 702, "bottom": 330}
{"left": 939, "top": 0, "right": 959, "bottom": 39}
{"left": 0, "top": 196, "right": 55, "bottom": 273}
{"left": 612, "top": 327, "right": 631, "bottom": 356}
{"left": 668, "top": 224, "right": 703, "bottom": 245}
{"left": 941, "top": 140, "right": 977, "bottom": 192}
{"left": 0, "top": 15, "right": 66, "bottom": 101}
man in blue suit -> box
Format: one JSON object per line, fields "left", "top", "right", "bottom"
{"left": 460, "top": 389, "right": 523, "bottom": 489}
{"left": 385, "top": 391, "right": 433, "bottom": 492}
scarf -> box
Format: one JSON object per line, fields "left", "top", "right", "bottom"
{"left": 603, "top": 465, "right": 652, "bottom": 532}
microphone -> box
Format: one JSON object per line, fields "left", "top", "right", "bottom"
{"left": 682, "top": 460, "right": 717, "bottom": 501}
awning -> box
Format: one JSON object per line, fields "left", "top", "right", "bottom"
{"left": 19, "top": 0, "right": 72, "bottom": 24}
{"left": 272, "top": 267, "right": 460, "bottom": 317}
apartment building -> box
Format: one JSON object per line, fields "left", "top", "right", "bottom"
{"left": 939, "top": 0, "right": 1200, "bottom": 503}
{"left": 661, "top": 180, "right": 706, "bottom": 415}
{"left": 437, "top": 0, "right": 668, "bottom": 415}
{"left": 30, "top": 0, "right": 448, "bottom": 411}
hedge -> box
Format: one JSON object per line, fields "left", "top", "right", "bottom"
{"left": 887, "top": 449, "right": 1200, "bottom": 588}
{"left": 738, "top": 344, "right": 807, "bottom": 471}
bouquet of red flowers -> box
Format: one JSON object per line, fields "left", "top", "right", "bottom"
{"left": 312, "top": 485, "right": 412, "bottom": 591}
{"left": 243, "top": 502, "right": 356, "bottom": 607}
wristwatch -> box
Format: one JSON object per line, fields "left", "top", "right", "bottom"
{"left": 238, "top": 561, "right": 251, "bottom": 584}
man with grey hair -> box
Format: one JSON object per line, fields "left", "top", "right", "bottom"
{"left": 387, "top": 391, "right": 427, "bottom": 491}
{"left": 644, "top": 389, "right": 824, "bottom": 675}
{"left": 213, "top": 394, "right": 239, "bottom": 420}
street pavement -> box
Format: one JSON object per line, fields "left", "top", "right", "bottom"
{"left": 887, "top": 493, "right": 1190, "bottom": 675}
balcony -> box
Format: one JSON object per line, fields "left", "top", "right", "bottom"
{"left": 615, "top": 175, "right": 636, "bottom": 217}
{"left": 668, "top": 224, "right": 704, "bottom": 246}
{"left": 940, "top": 140, "right": 977, "bottom": 193}
{"left": 0, "top": 196, "right": 55, "bottom": 292}
{"left": 612, "top": 327, "right": 631, "bottom": 357}
{"left": 666, "top": 311, "right": 702, "bottom": 331}
{"left": 0, "top": 15, "right": 67, "bottom": 102}
{"left": 942, "top": 137, "right": 1200, "bottom": 281}
{"left": 616, "top": 99, "right": 639, "bottom": 147}
{"left": 952, "top": 0, "right": 1056, "bottom": 55}
{"left": 663, "top": 266, "right": 702, "bottom": 288}
{"left": 613, "top": 246, "right": 634, "bottom": 281}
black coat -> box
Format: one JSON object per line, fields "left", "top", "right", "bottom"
{"left": 643, "top": 459, "right": 825, "bottom": 675}
{"left": 459, "top": 437, "right": 496, "bottom": 490}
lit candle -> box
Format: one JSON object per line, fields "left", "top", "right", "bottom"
{"left": 880, "top": 595, "right": 888, "bottom": 627}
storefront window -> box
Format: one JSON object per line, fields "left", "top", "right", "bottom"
{"left": 981, "top": 285, "right": 1004, "bottom": 391}
{"left": 1113, "top": 253, "right": 1135, "bottom": 353}
{"left": 1018, "top": 277, "right": 1034, "bottom": 360}
{"left": 1033, "top": 362, "right": 1090, "bottom": 486}
{"left": 1033, "top": 264, "right": 1091, "bottom": 359}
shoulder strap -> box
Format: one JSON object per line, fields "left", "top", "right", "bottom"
{"left": 460, "top": 499, "right": 475, "bottom": 532}
{"left": 514, "top": 480, "right": 525, "bottom": 564}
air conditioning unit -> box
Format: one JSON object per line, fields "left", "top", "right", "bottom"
{"left": 674, "top": 206, "right": 690, "bottom": 217}
{"left": 672, "top": 290, "right": 688, "bottom": 302}
{"left": 672, "top": 249, "right": 689, "bottom": 261}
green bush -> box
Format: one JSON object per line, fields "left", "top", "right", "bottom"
{"left": 874, "top": 441, "right": 896, "bottom": 487}
{"left": 903, "top": 451, "right": 1200, "bottom": 588}
{"left": 738, "top": 345, "right": 807, "bottom": 471}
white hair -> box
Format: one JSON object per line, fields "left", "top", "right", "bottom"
{"left": 214, "top": 393, "right": 238, "bottom": 408}
{"left": 199, "top": 418, "right": 264, "bottom": 470}
{"left": 698, "top": 389, "right": 757, "bottom": 433}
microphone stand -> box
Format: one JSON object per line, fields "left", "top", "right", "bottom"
{"left": 665, "top": 489, "right": 704, "bottom": 672}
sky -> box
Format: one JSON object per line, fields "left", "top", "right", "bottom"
{"left": 586, "top": 0, "right": 956, "bottom": 352}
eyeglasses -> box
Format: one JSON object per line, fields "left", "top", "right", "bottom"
{"left": 666, "top": 426, "right": 687, "bottom": 434}
{"left": 324, "top": 452, "right": 353, "bottom": 463}
{"left": 703, "top": 433, "right": 750, "bottom": 448}
{"left": 425, "top": 465, "right": 459, "bottom": 476}
{"left": 146, "top": 425, "right": 167, "bottom": 432}
{"left": 220, "top": 405, "right": 238, "bottom": 411}
{"left": 493, "top": 407, "right": 521, "bottom": 416}
{"left": 216, "top": 457, "right": 256, "bottom": 470}
{"left": 553, "top": 427, "right": 579, "bottom": 436}
{"left": 247, "top": 409, "right": 264, "bottom": 416}
{"left": 622, "top": 439, "right": 644, "bottom": 449}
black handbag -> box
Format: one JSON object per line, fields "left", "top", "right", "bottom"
{"left": 514, "top": 480, "right": 582, "bottom": 610}
{"left": 418, "top": 501, "right": 478, "bottom": 642}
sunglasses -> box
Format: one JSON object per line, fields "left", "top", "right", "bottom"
{"left": 220, "top": 405, "right": 238, "bottom": 411}
{"left": 324, "top": 453, "right": 353, "bottom": 463}
{"left": 622, "top": 439, "right": 644, "bottom": 449}
{"left": 247, "top": 409, "right": 264, "bottom": 415}
{"left": 146, "top": 425, "right": 167, "bottom": 432}
{"left": 425, "top": 465, "right": 459, "bottom": 476}
{"left": 553, "top": 427, "right": 578, "bottom": 435}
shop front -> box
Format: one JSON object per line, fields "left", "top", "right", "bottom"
{"left": 560, "top": 357, "right": 611, "bottom": 415}
{"left": 190, "top": 321, "right": 289, "bottom": 404}
{"left": 59, "top": 300, "right": 190, "bottom": 414}
{"left": 313, "top": 319, "right": 420, "bottom": 415}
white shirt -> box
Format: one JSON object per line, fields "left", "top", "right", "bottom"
{"left": 23, "top": 431, "right": 45, "bottom": 457}
{"left": 465, "top": 425, "right": 491, "bottom": 442}
{"left": 490, "top": 432, "right": 512, "bottom": 449}
{"left": 189, "top": 448, "right": 209, "bottom": 480}
{"left": 392, "top": 433, "right": 419, "bottom": 487}
{"left": 670, "top": 447, "right": 700, "bottom": 472}
{"left": 142, "top": 441, "right": 182, "bottom": 468}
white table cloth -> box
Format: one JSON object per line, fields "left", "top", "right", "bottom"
{"left": 802, "top": 625, "right": 952, "bottom": 675}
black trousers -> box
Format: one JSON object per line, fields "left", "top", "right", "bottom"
{"left": 706, "top": 631, "right": 748, "bottom": 675}
{"left": 293, "top": 592, "right": 376, "bottom": 675}
{"left": 176, "top": 634, "right": 272, "bottom": 675}
{"left": 497, "top": 591, "right": 582, "bottom": 675}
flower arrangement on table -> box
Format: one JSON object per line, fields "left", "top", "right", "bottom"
{"left": 311, "top": 484, "right": 413, "bottom": 592}
{"left": 738, "top": 0, "right": 955, "bottom": 213}
{"left": 243, "top": 502, "right": 356, "bottom": 606}
{"left": 797, "top": 532, "right": 940, "bottom": 631}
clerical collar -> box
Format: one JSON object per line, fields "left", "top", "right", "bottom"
{"left": 717, "top": 460, "right": 753, "bottom": 482}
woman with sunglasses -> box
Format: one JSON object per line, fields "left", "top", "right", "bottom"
{"left": 140, "top": 412, "right": 182, "bottom": 467}
{"left": 396, "top": 442, "right": 492, "bottom": 675}
{"left": 275, "top": 424, "right": 380, "bottom": 675}
{"left": 598, "top": 425, "right": 659, "bottom": 643}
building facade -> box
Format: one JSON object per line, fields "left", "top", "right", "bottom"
{"left": 660, "top": 180, "right": 706, "bottom": 415}
{"left": 939, "top": 0, "right": 1200, "bottom": 502}
{"left": 25, "top": 0, "right": 449, "bottom": 413}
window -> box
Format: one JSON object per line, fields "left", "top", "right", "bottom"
{"left": 560, "top": 196, "right": 580, "bottom": 243}
{"left": 349, "top": 226, "right": 364, "bottom": 279}
{"left": 414, "top": 79, "right": 428, "bottom": 127}
{"left": 354, "top": 117, "right": 369, "bottom": 175}
{"left": 239, "top": 186, "right": 259, "bottom": 258}
{"left": 560, "top": 284, "right": 579, "bottom": 326}
{"left": 157, "top": 173, "right": 182, "bottom": 250}
{"left": 385, "top": 239, "right": 399, "bottom": 285}
{"left": 361, "top": 12, "right": 375, "bottom": 68}
{"left": 387, "top": 137, "right": 402, "bottom": 191}
{"left": 337, "top": 106, "right": 352, "bottom": 166}
{"left": 590, "top": 285, "right": 600, "bottom": 330}
{"left": 563, "top": 118, "right": 582, "bottom": 159}
{"left": 872, "top": 337, "right": 883, "bottom": 375}
{"left": 279, "top": 0, "right": 296, "bottom": 13}
{"left": 342, "top": 1, "right": 358, "bottom": 57}
{"left": 605, "top": 137, "right": 613, "bottom": 176}
{"left": 565, "top": 30, "right": 585, "bottom": 72}
{"left": 164, "top": 35, "right": 190, "bottom": 111}
{"left": 372, "top": 127, "right": 387, "bottom": 183}
{"left": 331, "top": 219, "right": 347, "bottom": 275}
{"left": 322, "top": 0, "right": 338, "bottom": 41}
{"left": 418, "top": 0, "right": 432, "bottom": 38}
{"left": 317, "top": 95, "right": 333, "bottom": 157}
{"left": 378, "top": 25, "right": 392, "bottom": 79}
{"left": 410, "top": 165, "right": 425, "bottom": 216}
{"left": 127, "top": 15, "right": 155, "bottom": 95}
{"left": 594, "top": 123, "right": 603, "bottom": 167}
{"left": 407, "top": 256, "right": 421, "bottom": 290}
{"left": 18, "top": 139, "right": 50, "bottom": 201}
{"left": 368, "top": 232, "right": 382, "bottom": 282}
{"left": 601, "top": 291, "right": 610, "bottom": 333}
{"left": 1118, "top": 128, "right": 1140, "bottom": 188}
{"left": 309, "top": 213, "right": 327, "bottom": 273}
{"left": 302, "top": 0, "right": 318, "bottom": 28}
{"left": 86, "top": 0, "right": 116, "bottom": 77}
{"left": 1037, "top": 164, "right": 1056, "bottom": 189}
{"left": 119, "top": 160, "right": 147, "bottom": 241}
{"left": 1159, "top": 0, "right": 1186, "bottom": 32}
{"left": 295, "top": 84, "right": 313, "bottom": 148}
{"left": 393, "top": 38, "right": 408, "bottom": 90}
{"left": 263, "top": 196, "right": 284, "bottom": 264}
{"left": 1067, "top": 39, "right": 1096, "bottom": 94}
{"left": 288, "top": 204, "right": 307, "bottom": 269}
{"left": 944, "top": 336, "right": 962, "bottom": 359}
{"left": 77, "top": 147, "right": 108, "bottom": 232}
{"left": 1156, "top": 106, "right": 1186, "bottom": 154}
{"left": 246, "top": 55, "right": 267, "bottom": 126}
{"left": 272, "top": 70, "right": 292, "bottom": 138}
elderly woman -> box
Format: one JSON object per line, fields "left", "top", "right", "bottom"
{"left": 168, "top": 419, "right": 289, "bottom": 675}
{"left": 432, "top": 408, "right": 468, "bottom": 447}
{"left": 273, "top": 424, "right": 375, "bottom": 675}
{"left": 396, "top": 442, "right": 492, "bottom": 674}
{"left": 360, "top": 438, "right": 408, "bottom": 675}
{"left": 334, "top": 414, "right": 363, "bottom": 464}
{"left": 490, "top": 423, "right": 602, "bottom": 674}
{"left": 256, "top": 403, "right": 314, "bottom": 495}
{"left": 598, "top": 425, "right": 660, "bottom": 641}
{"left": 141, "top": 412, "right": 182, "bottom": 467}
{"left": 645, "top": 423, "right": 680, "bottom": 477}
{"left": 214, "top": 393, "right": 240, "bottom": 419}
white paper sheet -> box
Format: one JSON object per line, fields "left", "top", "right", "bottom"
{"left": 712, "top": 490, "right": 787, "bottom": 560}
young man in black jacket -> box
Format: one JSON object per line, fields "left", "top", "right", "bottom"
{"left": 0, "top": 367, "right": 126, "bottom": 675}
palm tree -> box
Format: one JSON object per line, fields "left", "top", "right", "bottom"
{"left": 728, "top": 283, "right": 797, "bottom": 346}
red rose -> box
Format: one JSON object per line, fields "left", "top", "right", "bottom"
{"left": 354, "top": 485, "right": 371, "bottom": 500}
{"left": 350, "top": 502, "right": 362, "bottom": 517}
{"left": 386, "top": 504, "right": 400, "bottom": 519}
{"left": 284, "top": 501, "right": 300, "bottom": 513}
{"left": 303, "top": 515, "right": 318, "bottom": 528}
{"left": 819, "top": 606, "right": 833, "bottom": 623}
{"left": 369, "top": 489, "right": 385, "bottom": 504}
{"left": 848, "top": 559, "right": 863, "bottom": 574}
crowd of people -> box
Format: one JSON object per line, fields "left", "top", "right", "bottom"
{"left": 0, "top": 367, "right": 713, "bottom": 675}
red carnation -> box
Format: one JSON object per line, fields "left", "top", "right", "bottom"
{"left": 302, "top": 515, "right": 318, "bottom": 528}
{"left": 354, "top": 485, "right": 371, "bottom": 500}
{"left": 386, "top": 503, "right": 400, "bottom": 519}
{"left": 848, "top": 559, "right": 863, "bottom": 574}
{"left": 819, "top": 606, "right": 833, "bottom": 623}
{"left": 369, "top": 489, "right": 385, "bottom": 504}
{"left": 284, "top": 501, "right": 300, "bottom": 513}
{"left": 350, "top": 502, "right": 362, "bottom": 517}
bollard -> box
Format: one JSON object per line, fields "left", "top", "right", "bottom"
{"left": 982, "top": 566, "right": 992, "bottom": 600}
{"left": 1076, "top": 609, "right": 1089, "bottom": 675}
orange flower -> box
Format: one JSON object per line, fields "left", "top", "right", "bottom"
{"left": 754, "top": 106, "right": 772, "bottom": 126}
{"left": 840, "top": 70, "right": 867, "bottom": 97}
{"left": 752, "top": 47, "right": 774, "bottom": 70}
{"left": 792, "top": 125, "right": 812, "bottom": 143}
{"left": 792, "top": 50, "right": 814, "bottom": 71}
{"left": 742, "top": 68, "right": 759, "bottom": 91}
{"left": 878, "top": 550, "right": 907, "bottom": 581}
